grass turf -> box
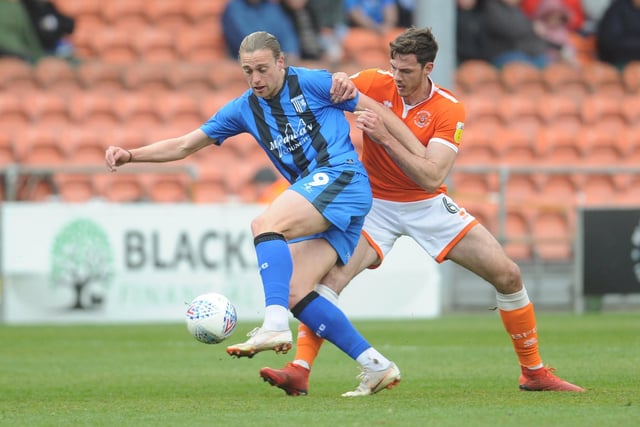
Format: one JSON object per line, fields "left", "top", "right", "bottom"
{"left": 1, "top": 312, "right": 638, "bottom": 427}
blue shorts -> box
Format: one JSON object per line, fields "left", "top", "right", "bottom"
{"left": 288, "top": 166, "right": 372, "bottom": 265}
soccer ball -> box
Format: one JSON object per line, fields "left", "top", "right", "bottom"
{"left": 185, "top": 293, "right": 238, "bottom": 344}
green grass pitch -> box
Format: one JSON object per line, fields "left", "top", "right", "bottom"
{"left": 1, "top": 312, "right": 638, "bottom": 427}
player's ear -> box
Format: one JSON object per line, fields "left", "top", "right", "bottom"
{"left": 424, "top": 62, "right": 434, "bottom": 76}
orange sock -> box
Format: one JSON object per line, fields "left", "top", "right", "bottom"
{"left": 294, "top": 323, "right": 325, "bottom": 369}
{"left": 499, "top": 302, "right": 543, "bottom": 368}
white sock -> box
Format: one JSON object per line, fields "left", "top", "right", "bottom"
{"left": 356, "top": 347, "right": 391, "bottom": 372}
{"left": 315, "top": 283, "right": 339, "bottom": 304}
{"left": 293, "top": 360, "right": 310, "bottom": 370}
{"left": 262, "top": 305, "right": 290, "bottom": 331}
{"left": 496, "top": 286, "right": 530, "bottom": 311}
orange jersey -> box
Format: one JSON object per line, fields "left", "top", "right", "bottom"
{"left": 352, "top": 69, "right": 466, "bottom": 202}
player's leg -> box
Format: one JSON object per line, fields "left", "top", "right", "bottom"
{"left": 446, "top": 220, "right": 584, "bottom": 392}
{"left": 260, "top": 236, "right": 380, "bottom": 395}
{"left": 226, "top": 189, "right": 332, "bottom": 358}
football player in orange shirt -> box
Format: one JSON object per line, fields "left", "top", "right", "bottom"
{"left": 260, "top": 26, "right": 584, "bottom": 396}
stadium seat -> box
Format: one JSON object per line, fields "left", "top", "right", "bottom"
{"left": 580, "top": 61, "right": 624, "bottom": 96}
{"left": 204, "top": 59, "right": 249, "bottom": 90}
{"left": 94, "top": 173, "right": 147, "bottom": 203}
{"left": 0, "top": 132, "right": 15, "bottom": 165}
{"left": 536, "top": 94, "right": 582, "bottom": 130}
{"left": 22, "top": 92, "right": 70, "bottom": 128}
{"left": 534, "top": 126, "right": 583, "bottom": 164}
{"left": 541, "top": 61, "right": 588, "bottom": 98}
{"left": 66, "top": 128, "right": 107, "bottom": 165}
{"left": 580, "top": 94, "right": 626, "bottom": 131}
{"left": 133, "top": 29, "right": 178, "bottom": 63}
{"left": 102, "top": 0, "right": 148, "bottom": 31}
{"left": 342, "top": 28, "right": 387, "bottom": 65}
{"left": 144, "top": 0, "right": 191, "bottom": 31}
{"left": 166, "top": 63, "right": 213, "bottom": 93}
{"left": 612, "top": 174, "right": 640, "bottom": 206}
{"left": 69, "top": 92, "right": 120, "bottom": 127}
{"left": 192, "top": 169, "right": 227, "bottom": 203}
{"left": 184, "top": 0, "right": 227, "bottom": 25}
{"left": 457, "top": 200, "right": 498, "bottom": 235}
{"left": 0, "top": 93, "right": 31, "bottom": 130}
{"left": 121, "top": 62, "right": 171, "bottom": 93}
{"left": 15, "top": 127, "right": 68, "bottom": 165}
{"left": 500, "top": 61, "right": 545, "bottom": 95}
{"left": 114, "top": 92, "right": 162, "bottom": 128}
{"left": 530, "top": 211, "right": 573, "bottom": 261}
{"left": 621, "top": 61, "right": 640, "bottom": 93}
{"left": 497, "top": 127, "right": 537, "bottom": 165}
{"left": 502, "top": 208, "right": 534, "bottom": 261}
{"left": 538, "top": 173, "right": 580, "bottom": 207}
{"left": 505, "top": 173, "right": 540, "bottom": 204}
{"left": 455, "top": 125, "right": 501, "bottom": 166}
{"left": 567, "top": 32, "right": 597, "bottom": 66}
{"left": 175, "top": 21, "right": 226, "bottom": 63}
{"left": 496, "top": 96, "right": 542, "bottom": 135}
{"left": 90, "top": 30, "right": 138, "bottom": 64}
{"left": 579, "top": 173, "right": 622, "bottom": 206}
{"left": 32, "top": 57, "right": 80, "bottom": 93}
{"left": 463, "top": 94, "right": 502, "bottom": 128}
{"left": 578, "top": 126, "right": 624, "bottom": 165}
{"left": 0, "top": 57, "right": 38, "bottom": 93}
{"left": 620, "top": 95, "right": 640, "bottom": 125}
{"left": 76, "top": 61, "right": 124, "bottom": 92}
{"left": 455, "top": 60, "right": 502, "bottom": 95}
{"left": 141, "top": 173, "right": 193, "bottom": 203}
{"left": 54, "top": 173, "right": 97, "bottom": 202}
{"left": 154, "top": 93, "right": 203, "bottom": 130}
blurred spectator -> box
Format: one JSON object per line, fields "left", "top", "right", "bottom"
{"left": 531, "top": 0, "right": 577, "bottom": 63}
{"left": 457, "top": 0, "right": 488, "bottom": 64}
{"left": 581, "top": 0, "right": 612, "bottom": 33}
{"left": 0, "top": 0, "right": 44, "bottom": 64}
{"left": 281, "top": 0, "right": 324, "bottom": 60}
{"left": 221, "top": 0, "right": 300, "bottom": 60}
{"left": 396, "top": 0, "right": 415, "bottom": 27}
{"left": 482, "top": 0, "right": 550, "bottom": 68}
{"left": 521, "top": 0, "right": 585, "bottom": 31}
{"left": 596, "top": 0, "right": 640, "bottom": 68}
{"left": 250, "top": 167, "right": 288, "bottom": 204}
{"left": 21, "top": 0, "right": 74, "bottom": 59}
{"left": 308, "top": 0, "right": 347, "bottom": 64}
{"left": 344, "top": 0, "right": 399, "bottom": 34}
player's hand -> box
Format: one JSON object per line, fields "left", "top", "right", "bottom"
{"left": 355, "top": 109, "right": 391, "bottom": 145}
{"left": 330, "top": 72, "right": 358, "bottom": 103}
{"left": 105, "top": 146, "right": 132, "bottom": 172}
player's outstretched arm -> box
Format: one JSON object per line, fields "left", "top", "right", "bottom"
{"left": 105, "top": 129, "right": 212, "bottom": 172}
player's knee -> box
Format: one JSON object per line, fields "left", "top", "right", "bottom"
{"left": 321, "top": 267, "right": 349, "bottom": 295}
{"left": 494, "top": 260, "right": 522, "bottom": 294}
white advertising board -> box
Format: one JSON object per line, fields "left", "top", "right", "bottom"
{"left": 0, "top": 202, "right": 440, "bottom": 324}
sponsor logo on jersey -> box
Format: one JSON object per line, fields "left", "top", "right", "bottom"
{"left": 291, "top": 94, "right": 308, "bottom": 113}
{"left": 454, "top": 121, "right": 464, "bottom": 144}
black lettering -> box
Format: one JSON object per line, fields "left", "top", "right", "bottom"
{"left": 174, "top": 232, "right": 195, "bottom": 269}
{"left": 199, "top": 231, "right": 219, "bottom": 269}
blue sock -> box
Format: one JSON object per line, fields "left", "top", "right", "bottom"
{"left": 294, "top": 294, "right": 370, "bottom": 360}
{"left": 255, "top": 233, "right": 292, "bottom": 308}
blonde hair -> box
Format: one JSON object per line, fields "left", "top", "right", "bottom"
{"left": 239, "top": 31, "right": 282, "bottom": 61}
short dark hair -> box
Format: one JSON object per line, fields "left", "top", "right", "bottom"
{"left": 389, "top": 27, "right": 439, "bottom": 66}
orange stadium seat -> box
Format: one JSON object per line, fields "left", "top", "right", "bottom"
{"left": 617, "top": 125, "right": 640, "bottom": 165}
{"left": 341, "top": 28, "right": 387, "bottom": 64}
{"left": 505, "top": 173, "right": 541, "bottom": 204}
{"left": 0, "top": 132, "right": 15, "bottom": 165}
{"left": 155, "top": 93, "right": 203, "bottom": 130}
{"left": 580, "top": 61, "right": 624, "bottom": 96}
{"left": 145, "top": 0, "right": 191, "bottom": 30}
{"left": 458, "top": 200, "right": 498, "bottom": 234}
{"left": 166, "top": 63, "right": 213, "bottom": 93}
{"left": 32, "top": 56, "right": 80, "bottom": 93}
{"left": 463, "top": 94, "right": 502, "bottom": 127}
{"left": 534, "top": 126, "right": 583, "bottom": 164}
{"left": 538, "top": 173, "right": 580, "bottom": 207}
{"left": 497, "top": 127, "right": 537, "bottom": 165}
{"left": 192, "top": 169, "right": 227, "bottom": 203}
{"left": 66, "top": 128, "right": 108, "bottom": 165}
{"left": 90, "top": 30, "right": 138, "bottom": 64}
{"left": 580, "top": 94, "right": 626, "bottom": 131}
{"left": 567, "top": 32, "right": 597, "bottom": 66}
{"left": 54, "top": 173, "right": 97, "bottom": 202}
{"left": 94, "top": 173, "right": 147, "bottom": 203}
{"left": 15, "top": 127, "right": 68, "bottom": 165}
{"left": 23, "top": 92, "right": 71, "bottom": 129}
{"left": 176, "top": 21, "right": 227, "bottom": 63}
{"left": 455, "top": 125, "right": 501, "bottom": 165}
{"left": 541, "top": 61, "right": 588, "bottom": 98}
{"left": 204, "top": 59, "right": 250, "bottom": 90}
{"left": 500, "top": 61, "right": 545, "bottom": 95}
{"left": 531, "top": 211, "right": 573, "bottom": 261}
{"left": 536, "top": 93, "right": 582, "bottom": 130}
{"left": 133, "top": 29, "right": 178, "bottom": 63}
{"left": 0, "top": 93, "right": 31, "bottom": 130}
{"left": 620, "top": 95, "right": 640, "bottom": 125}
{"left": 621, "top": 61, "right": 640, "bottom": 93}
{"left": 141, "top": 173, "right": 193, "bottom": 203}
{"left": 184, "top": 0, "right": 227, "bottom": 25}
{"left": 578, "top": 126, "right": 624, "bottom": 165}
{"left": 76, "top": 61, "right": 124, "bottom": 92}
{"left": 497, "top": 96, "right": 542, "bottom": 134}
{"left": 0, "top": 57, "right": 38, "bottom": 93}
{"left": 69, "top": 92, "right": 120, "bottom": 127}
{"left": 121, "top": 62, "right": 171, "bottom": 93}
{"left": 102, "top": 0, "right": 148, "bottom": 31}
{"left": 114, "top": 92, "right": 162, "bottom": 128}
{"left": 503, "top": 208, "right": 533, "bottom": 261}
{"left": 579, "top": 173, "right": 623, "bottom": 206}
{"left": 455, "top": 60, "right": 502, "bottom": 95}
{"left": 613, "top": 174, "right": 640, "bottom": 206}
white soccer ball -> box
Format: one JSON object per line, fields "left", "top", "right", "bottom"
{"left": 185, "top": 293, "right": 238, "bottom": 344}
